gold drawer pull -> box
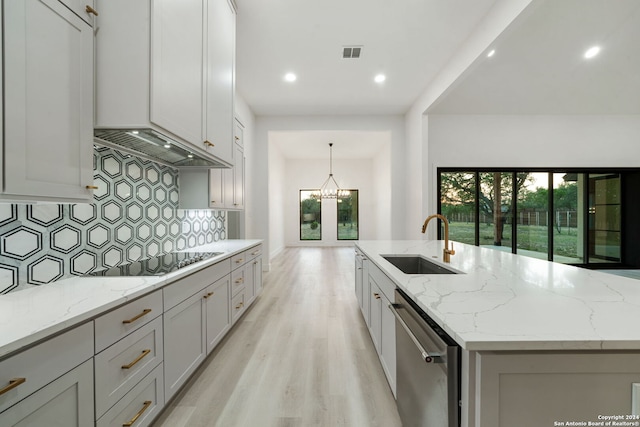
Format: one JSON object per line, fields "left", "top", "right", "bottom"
{"left": 204, "top": 140, "right": 215, "bottom": 147}
{"left": 122, "top": 309, "right": 152, "bottom": 324}
{"left": 85, "top": 5, "right": 99, "bottom": 16}
{"left": 235, "top": 258, "right": 243, "bottom": 264}
{"left": 235, "top": 136, "right": 240, "bottom": 140}
{"left": 121, "top": 349, "right": 151, "bottom": 369}
{"left": 235, "top": 278, "right": 243, "bottom": 284}
{"left": 373, "top": 293, "right": 381, "bottom": 300}
{"left": 0, "top": 378, "right": 26, "bottom": 396}
{"left": 86, "top": 185, "right": 99, "bottom": 190}
{"left": 251, "top": 251, "right": 260, "bottom": 256}
{"left": 203, "top": 292, "right": 214, "bottom": 299}
{"left": 235, "top": 302, "right": 244, "bottom": 310}
{"left": 254, "top": 261, "right": 258, "bottom": 265}
{"left": 122, "top": 400, "right": 152, "bottom": 426}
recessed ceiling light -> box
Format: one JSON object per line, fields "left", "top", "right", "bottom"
{"left": 374, "top": 74, "right": 386, "bottom": 83}
{"left": 164, "top": 143, "right": 171, "bottom": 148}
{"left": 584, "top": 46, "right": 600, "bottom": 59}
{"left": 284, "top": 73, "right": 297, "bottom": 82}
{"left": 487, "top": 49, "right": 495, "bottom": 58}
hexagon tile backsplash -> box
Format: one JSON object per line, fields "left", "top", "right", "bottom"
{"left": 0, "top": 146, "right": 227, "bottom": 294}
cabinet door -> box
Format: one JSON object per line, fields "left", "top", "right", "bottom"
{"left": 355, "top": 253, "right": 364, "bottom": 312}
{"left": 205, "top": 276, "right": 231, "bottom": 354}
{"left": 3, "top": 0, "right": 93, "bottom": 202}
{"left": 253, "top": 256, "right": 263, "bottom": 296}
{"left": 368, "top": 279, "right": 382, "bottom": 354}
{"left": 209, "top": 168, "right": 226, "bottom": 209}
{"left": 163, "top": 291, "right": 206, "bottom": 401}
{"left": 0, "top": 359, "right": 94, "bottom": 427}
{"left": 380, "top": 296, "right": 396, "bottom": 396}
{"left": 151, "top": 0, "right": 205, "bottom": 148}
{"left": 204, "top": 0, "right": 235, "bottom": 165}
{"left": 232, "top": 143, "right": 245, "bottom": 209}
{"left": 244, "top": 261, "right": 255, "bottom": 304}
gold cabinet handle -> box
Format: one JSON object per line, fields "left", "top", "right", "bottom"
{"left": 0, "top": 378, "right": 26, "bottom": 396}
{"left": 251, "top": 251, "right": 260, "bottom": 256}
{"left": 235, "top": 136, "right": 240, "bottom": 140}
{"left": 235, "top": 302, "right": 244, "bottom": 310}
{"left": 234, "top": 278, "right": 243, "bottom": 284}
{"left": 254, "top": 261, "right": 258, "bottom": 265}
{"left": 204, "top": 140, "right": 215, "bottom": 147}
{"left": 85, "top": 5, "right": 99, "bottom": 16}
{"left": 235, "top": 258, "right": 243, "bottom": 264}
{"left": 203, "top": 292, "right": 214, "bottom": 299}
{"left": 122, "top": 400, "right": 152, "bottom": 426}
{"left": 86, "top": 185, "right": 99, "bottom": 190}
{"left": 373, "top": 293, "right": 381, "bottom": 300}
{"left": 121, "top": 349, "right": 151, "bottom": 369}
{"left": 122, "top": 309, "right": 152, "bottom": 324}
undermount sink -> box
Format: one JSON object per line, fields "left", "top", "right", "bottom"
{"left": 382, "top": 255, "right": 458, "bottom": 275}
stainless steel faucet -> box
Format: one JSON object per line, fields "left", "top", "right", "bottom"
{"left": 421, "top": 214, "right": 455, "bottom": 263}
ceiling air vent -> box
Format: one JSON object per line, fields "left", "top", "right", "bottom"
{"left": 342, "top": 45, "right": 362, "bottom": 59}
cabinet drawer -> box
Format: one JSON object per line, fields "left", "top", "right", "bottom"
{"left": 369, "top": 262, "right": 396, "bottom": 301}
{"left": 97, "top": 363, "right": 164, "bottom": 427}
{"left": 95, "top": 316, "right": 163, "bottom": 418}
{"left": 230, "top": 252, "right": 246, "bottom": 269}
{"left": 231, "top": 290, "right": 246, "bottom": 325}
{"left": 95, "top": 290, "right": 163, "bottom": 353}
{"left": 163, "top": 259, "right": 231, "bottom": 310}
{"left": 247, "top": 244, "right": 262, "bottom": 259}
{"left": 0, "top": 322, "right": 93, "bottom": 413}
{"left": 231, "top": 268, "right": 245, "bottom": 296}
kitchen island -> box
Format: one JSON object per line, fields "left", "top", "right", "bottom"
{"left": 356, "top": 240, "right": 640, "bottom": 427}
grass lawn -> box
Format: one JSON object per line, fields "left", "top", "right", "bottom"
{"left": 448, "top": 222, "right": 580, "bottom": 258}
{"left": 300, "top": 223, "right": 321, "bottom": 240}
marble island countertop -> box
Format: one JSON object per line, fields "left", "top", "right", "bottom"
{"left": 0, "top": 239, "right": 262, "bottom": 359}
{"left": 356, "top": 240, "right": 640, "bottom": 351}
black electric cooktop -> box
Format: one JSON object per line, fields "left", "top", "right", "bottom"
{"left": 88, "top": 251, "right": 223, "bottom": 277}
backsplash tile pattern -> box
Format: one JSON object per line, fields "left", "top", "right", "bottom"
{"left": 0, "top": 147, "right": 226, "bottom": 294}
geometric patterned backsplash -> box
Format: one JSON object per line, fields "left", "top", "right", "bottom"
{"left": 0, "top": 146, "right": 226, "bottom": 294}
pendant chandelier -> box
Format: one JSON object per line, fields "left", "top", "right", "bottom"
{"left": 312, "top": 143, "right": 348, "bottom": 200}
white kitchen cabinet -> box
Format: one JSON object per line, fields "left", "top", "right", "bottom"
{"left": 163, "top": 289, "right": 207, "bottom": 401}
{"left": 1, "top": 0, "right": 94, "bottom": 203}
{"left": 231, "top": 138, "right": 245, "bottom": 209}
{"left": 252, "top": 255, "right": 263, "bottom": 297}
{"left": 0, "top": 359, "right": 94, "bottom": 427}
{"left": 355, "top": 257, "right": 396, "bottom": 396}
{"left": 95, "top": 0, "right": 235, "bottom": 166}
{"left": 205, "top": 276, "right": 231, "bottom": 355}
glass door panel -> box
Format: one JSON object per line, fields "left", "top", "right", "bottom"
{"left": 588, "top": 174, "right": 621, "bottom": 263}
{"left": 440, "top": 172, "right": 476, "bottom": 245}
{"left": 516, "top": 172, "right": 549, "bottom": 260}
{"left": 479, "top": 172, "right": 512, "bottom": 251}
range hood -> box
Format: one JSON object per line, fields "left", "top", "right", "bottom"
{"left": 94, "top": 128, "right": 228, "bottom": 168}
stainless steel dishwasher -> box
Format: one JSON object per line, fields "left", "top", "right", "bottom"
{"left": 389, "top": 288, "right": 460, "bottom": 427}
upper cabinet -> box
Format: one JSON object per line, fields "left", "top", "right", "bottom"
{"left": 95, "top": 0, "right": 236, "bottom": 166}
{"left": 0, "top": 0, "right": 95, "bottom": 203}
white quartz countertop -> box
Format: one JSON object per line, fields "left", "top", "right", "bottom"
{"left": 356, "top": 240, "right": 640, "bottom": 351}
{"left": 0, "top": 239, "right": 262, "bottom": 359}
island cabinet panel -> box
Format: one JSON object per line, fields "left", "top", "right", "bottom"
{"left": 472, "top": 351, "right": 640, "bottom": 427}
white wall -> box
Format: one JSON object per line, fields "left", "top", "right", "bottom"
{"left": 268, "top": 140, "right": 286, "bottom": 258}
{"left": 403, "top": 0, "right": 533, "bottom": 238}
{"left": 372, "top": 142, "right": 392, "bottom": 239}
{"left": 426, "top": 114, "right": 640, "bottom": 214}
{"left": 250, "top": 115, "right": 405, "bottom": 264}
{"left": 284, "top": 158, "right": 375, "bottom": 246}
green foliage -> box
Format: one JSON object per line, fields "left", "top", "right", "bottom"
{"left": 310, "top": 221, "right": 319, "bottom": 230}
{"left": 301, "top": 196, "right": 320, "bottom": 214}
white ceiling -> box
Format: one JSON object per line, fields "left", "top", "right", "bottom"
{"left": 427, "top": 0, "right": 640, "bottom": 114}
{"left": 235, "top": 0, "right": 498, "bottom": 116}
{"left": 270, "top": 131, "right": 389, "bottom": 160}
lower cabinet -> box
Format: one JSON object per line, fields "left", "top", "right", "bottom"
{"left": 163, "top": 289, "right": 207, "bottom": 401}
{"left": 205, "top": 276, "right": 231, "bottom": 355}
{"left": 0, "top": 358, "right": 94, "bottom": 427}
{"left": 356, "top": 254, "right": 396, "bottom": 396}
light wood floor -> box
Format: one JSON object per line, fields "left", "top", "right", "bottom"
{"left": 153, "top": 247, "right": 402, "bottom": 427}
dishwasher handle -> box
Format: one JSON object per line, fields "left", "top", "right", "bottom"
{"left": 389, "top": 303, "right": 441, "bottom": 363}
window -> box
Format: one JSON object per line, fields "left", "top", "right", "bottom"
{"left": 300, "top": 190, "right": 321, "bottom": 240}
{"left": 438, "top": 168, "right": 633, "bottom": 268}
{"left": 337, "top": 190, "right": 358, "bottom": 240}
